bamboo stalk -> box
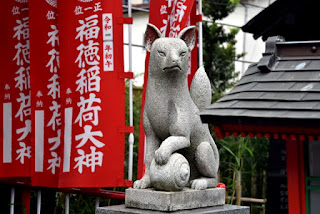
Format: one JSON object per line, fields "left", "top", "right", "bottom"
{"left": 262, "top": 170, "right": 267, "bottom": 199}
{"left": 227, "top": 196, "right": 267, "bottom": 204}
{"left": 230, "top": 169, "right": 236, "bottom": 204}
{"left": 262, "top": 170, "right": 267, "bottom": 214}
{"left": 251, "top": 170, "right": 257, "bottom": 197}
{"left": 236, "top": 170, "right": 242, "bottom": 205}
{"left": 250, "top": 168, "right": 257, "bottom": 214}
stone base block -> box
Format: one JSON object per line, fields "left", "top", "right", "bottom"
{"left": 96, "top": 204, "right": 250, "bottom": 214}
{"left": 125, "top": 187, "right": 225, "bottom": 212}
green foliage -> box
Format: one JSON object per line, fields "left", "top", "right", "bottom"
{"left": 202, "top": 0, "right": 244, "bottom": 101}
{"left": 242, "top": 137, "right": 269, "bottom": 199}
{"left": 218, "top": 136, "right": 253, "bottom": 203}
{"left": 203, "top": 0, "right": 239, "bottom": 21}
{"left": 55, "top": 193, "right": 96, "bottom": 214}
{"left": 9, "top": 203, "right": 27, "bottom": 214}
{"left": 217, "top": 135, "right": 269, "bottom": 211}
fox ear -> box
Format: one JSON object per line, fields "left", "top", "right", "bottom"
{"left": 144, "top": 23, "right": 162, "bottom": 52}
{"left": 178, "top": 26, "right": 196, "bottom": 52}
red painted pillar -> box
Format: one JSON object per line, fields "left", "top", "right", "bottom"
{"left": 21, "top": 188, "right": 30, "bottom": 214}
{"left": 298, "top": 140, "right": 306, "bottom": 214}
{"left": 286, "top": 139, "right": 306, "bottom": 214}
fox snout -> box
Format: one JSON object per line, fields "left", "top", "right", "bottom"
{"left": 161, "top": 52, "right": 186, "bottom": 72}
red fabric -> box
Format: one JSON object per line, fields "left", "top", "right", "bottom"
{"left": 188, "top": 2, "right": 198, "bottom": 86}
{"left": 28, "top": 0, "right": 61, "bottom": 187}
{"left": 137, "top": 0, "right": 197, "bottom": 179}
{"left": 0, "top": 0, "right": 31, "bottom": 177}
{"left": 57, "top": 0, "right": 128, "bottom": 187}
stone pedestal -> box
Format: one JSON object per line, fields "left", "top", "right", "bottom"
{"left": 125, "top": 187, "right": 225, "bottom": 212}
{"left": 96, "top": 204, "right": 250, "bottom": 214}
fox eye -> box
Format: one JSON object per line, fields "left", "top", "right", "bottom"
{"left": 180, "top": 51, "right": 187, "bottom": 57}
{"left": 158, "top": 50, "right": 166, "bottom": 57}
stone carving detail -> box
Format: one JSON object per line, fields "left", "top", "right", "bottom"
{"left": 150, "top": 153, "right": 190, "bottom": 191}
{"left": 133, "top": 24, "right": 219, "bottom": 191}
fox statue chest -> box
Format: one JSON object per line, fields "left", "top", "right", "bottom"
{"left": 144, "top": 38, "right": 197, "bottom": 140}
{"left": 144, "top": 77, "right": 196, "bottom": 141}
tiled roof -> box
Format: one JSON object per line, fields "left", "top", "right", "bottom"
{"left": 242, "top": 0, "right": 320, "bottom": 41}
{"left": 200, "top": 36, "right": 320, "bottom": 130}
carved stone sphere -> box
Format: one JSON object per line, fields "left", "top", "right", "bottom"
{"left": 150, "top": 153, "right": 190, "bottom": 191}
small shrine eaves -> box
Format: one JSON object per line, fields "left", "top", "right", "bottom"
{"left": 200, "top": 36, "right": 320, "bottom": 141}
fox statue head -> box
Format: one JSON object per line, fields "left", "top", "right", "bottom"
{"left": 145, "top": 24, "right": 196, "bottom": 78}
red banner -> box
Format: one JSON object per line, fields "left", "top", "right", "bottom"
{"left": 148, "top": 0, "right": 197, "bottom": 83}
{"left": 137, "top": 0, "right": 198, "bottom": 179}
{"left": 0, "top": 0, "right": 31, "bottom": 178}
{"left": 57, "top": 0, "right": 130, "bottom": 187}
{"left": 158, "top": 0, "right": 195, "bottom": 38}
{"left": 28, "top": 0, "right": 61, "bottom": 187}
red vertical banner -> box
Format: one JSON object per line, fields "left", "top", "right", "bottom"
{"left": 0, "top": 0, "right": 31, "bottom": 178}
{"left": 29, "top": 0, "right": 61, "bottom": 187}
{"left": 188, "top": 2, "right": 198, "bottom": 84}
{"left": 137, "top": 0, "right": 197, "bottom": 179}
{"left": 58, "top": 0, "right": 129, "bottom": 187}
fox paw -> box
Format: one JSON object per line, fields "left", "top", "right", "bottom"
{"left": 155, "top": 148, "right": 171, "bottom": 165}
{"left": 133, "top": 175, "right": 151, "bottom": 189}
{"left": 190, "top": 179, "right": 208, "bottom": 190}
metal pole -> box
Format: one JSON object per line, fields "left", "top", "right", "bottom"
{"left": 241, "top": 3, "right": 248, "bottom": 76}
{"left": 65, "top": 193, "right": 70, "bottom": 214}
{"left": 95, "top": 197, "right": 100, "bottom": 208}
{"left": 37, "top": 190, "right": 41, "bottom": 214}
{"left": 128, "top": 0, "right": 134, "bottom": 181}
{"left": 10, "top": 187, "right": 15, "bottom": 214}
{"left": 198, "top": 0, "right": 203, "bottom": 66}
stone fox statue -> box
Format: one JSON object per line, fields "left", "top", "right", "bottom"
{"left": 133, "top": 24, "right": 219, "bottom": 190}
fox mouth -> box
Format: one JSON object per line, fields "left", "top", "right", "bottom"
{"left": 163, "top": 65, "right": 181, "bottom": 71}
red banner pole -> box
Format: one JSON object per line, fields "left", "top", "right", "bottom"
{"left": 198, "top": 0, "right": 203, "bottom": 66}
{"left": 127, "top": 0, "right": 134, "bottom": 181}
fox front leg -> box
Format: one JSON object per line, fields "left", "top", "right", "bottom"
{"left": 133, "top": 112, "right": 161, "bottom": 189}
{"left": 155, "top": 136, "right": 190, "bottom": 165}
{"left": 191, "top": 141, "right": 219, "bottom": 190}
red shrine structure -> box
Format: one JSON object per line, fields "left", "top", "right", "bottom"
{"left": 200, "top": 36, "right": 320, "bottom": 214}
